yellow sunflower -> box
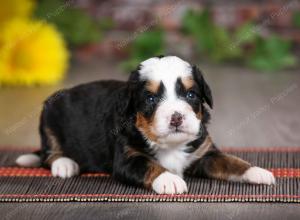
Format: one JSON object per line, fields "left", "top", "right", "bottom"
{"left": 0, "top": 0, "right": 35, "bottom": 26}
{"left": 0, "top": 19, "right": 69, "bottom": 86}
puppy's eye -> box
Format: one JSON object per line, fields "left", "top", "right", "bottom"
{"left": 186, "top": 91, "right": 196, "bottom": 100}
{"left": 146, "top": 95, "right": 156, "bottom": 104}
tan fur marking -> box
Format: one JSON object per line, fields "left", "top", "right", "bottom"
{"left": 136, "top": 113, "right": 157, "bottom": 141}
{"left": 125, "top": 146, "right": 143, "bottom": 158}
{"left": 193, "top": 136, "right": 213, "bottom": 159}
{"left": 208, "top": 154, "right": 251, "bottom": 180}
{"left": 44, "top": 127, "right": 63, "bottom": 165}
{"left": 144, "top": 162, "right": 166, "bottom": 188}
{"left": 181, "top": 76, "right": 194, "bottom": 90}
{"left": 146, "top": 80, "right": 160, "bottom": 93}
{"left": 124, "top": 146, "right": 165, "bottom": 188}
{"left": 196, "top": 111, "right": 203, "bottom": 120}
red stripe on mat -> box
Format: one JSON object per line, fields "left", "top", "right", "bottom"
{"left": 0, "top": 167, "right": 299, "bottom": 178}
{"left": 0, "top": 167, "right": 109, "bottom": 177}
{"left": 0, "top": 193, "right": 299, "bottom": 199}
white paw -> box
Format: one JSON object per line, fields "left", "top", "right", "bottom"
{"left": 16, "top": 154, "right": 41, "bottom": 168}
{"left": 241, "top": 166, "right": 276, "bottom": 185}
{"left": 152, "top": 171, "right": 188, "bottom": 194}
{"left": 51, "top": 157, "right": 80, "bottom": 178}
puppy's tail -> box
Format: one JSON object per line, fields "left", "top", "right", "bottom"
{"left": 15, "top": 151, "right": 41, "bottom": 168}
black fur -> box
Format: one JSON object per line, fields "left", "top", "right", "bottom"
{"left": 191, "top": 66, "right": 213, "bottom": 109}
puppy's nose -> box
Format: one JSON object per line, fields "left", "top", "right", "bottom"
{"left": 170, "top": 111, "right": 183, "bottom": 127}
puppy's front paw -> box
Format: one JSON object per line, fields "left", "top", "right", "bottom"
{"left": 152, "top": 171, "right": 188, "bottom": 194}
{"left": 242, "top": 166, "right": 275, "bottom": 185}
{"left": 51, "top": 157, "right": 79, "bottom": 178}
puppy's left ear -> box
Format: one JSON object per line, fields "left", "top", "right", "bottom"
{"left": 116, "top": 67, "right": 140, "bottom": 116}
{"left": 192, "top": 65, "right": 213, "bottom": 109}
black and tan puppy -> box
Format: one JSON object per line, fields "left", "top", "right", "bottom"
{"left": 16, "top": 56, "right": 275, "bottom": 194}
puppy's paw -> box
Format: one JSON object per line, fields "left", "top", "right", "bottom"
{"left": 16, "top": 153, "right": 41, "bottom": 168}
{"left": 51, "top": 157, "right": 79, "bottom": 178}
{"left": 152, "top": 171, "right": 188, "bottom": 194}
{"left": 241, "top": 166, "right": 276, "bottom": 185}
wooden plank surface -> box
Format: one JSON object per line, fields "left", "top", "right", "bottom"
{"left": 0, "top": 203, "right": 299, "bottom": 220}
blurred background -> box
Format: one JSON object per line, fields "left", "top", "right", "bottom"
{"left": 0, "top": 0, "right": 299, "bottom": 148}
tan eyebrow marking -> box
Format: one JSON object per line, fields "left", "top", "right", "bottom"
{"left": 181, "top": 76, "right": 194, "bottom": 90}
{"left": 145, "top": 80, "right": 160, "bottom": 93}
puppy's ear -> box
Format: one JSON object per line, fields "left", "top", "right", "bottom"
{"left": 128, "top": 66, "right": 140, "bottom": 83}
{"left": 192, "top": 65, "right": 213, "bottom": 109}
{"left": 116, "top": 67, "right": 140, "bottom": 116}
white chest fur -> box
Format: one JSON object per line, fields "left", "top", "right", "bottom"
{"left": 155, "top": 146, "right": 197, "bottom": 177}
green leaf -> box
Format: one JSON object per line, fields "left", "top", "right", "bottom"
{"left": 35, "top": 0, "right": 101, "bottom": 47}
{"left": 292, "top": 11, "right": 300, "bottom": 28}
{"left": 247, "top": 35, "right": 297, "bottom": 71}
{"left": 181, "top": 9, "right": 243, "bottom": 62}
{"left": 234, "top": 22, "right": 258, "bottom": 45}
{"left": 121, "top": 29, "right": 165, "bottom": 71}
{"left": 181, "top": 9, "right": 298, "bottom": 71}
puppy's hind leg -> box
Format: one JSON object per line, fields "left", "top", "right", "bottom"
{"left": 16, "top": 152, "right": 80, "bottom": 178}
{"left": 42, "top": 126, "right": 80, "bottom": 178}
{"left": 16, "top": 152, "right": 41, "bottom": 168}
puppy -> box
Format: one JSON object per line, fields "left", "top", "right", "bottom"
{"left": 16, "top": 56, "right": 275, "bottom": 194}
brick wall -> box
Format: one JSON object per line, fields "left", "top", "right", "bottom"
{"left": 72, "top": 0, "right": 300, "bottom": 59}
{"left": 74, "top": 0, "right": 299, "bottom": 30}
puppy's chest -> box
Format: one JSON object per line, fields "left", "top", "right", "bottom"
{"left": 154, "top": 146, "right": 197, "bottom": 177}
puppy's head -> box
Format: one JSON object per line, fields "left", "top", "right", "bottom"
{"left": 128, "top": 56, "right": 213, "bottom": 146}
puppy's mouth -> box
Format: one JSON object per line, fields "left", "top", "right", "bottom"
{"left": 171, "top": 127, "right": 184, "bottom": 133}
{"left": 160, "top": 127, "right": 192, "bottom": 138}
{"left": 156, "top": 130, "right": 196, "bottom": 145}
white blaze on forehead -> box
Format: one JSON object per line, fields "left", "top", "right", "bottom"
{"left": 139, "top": 56, "right": 192, "bottom": 100}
